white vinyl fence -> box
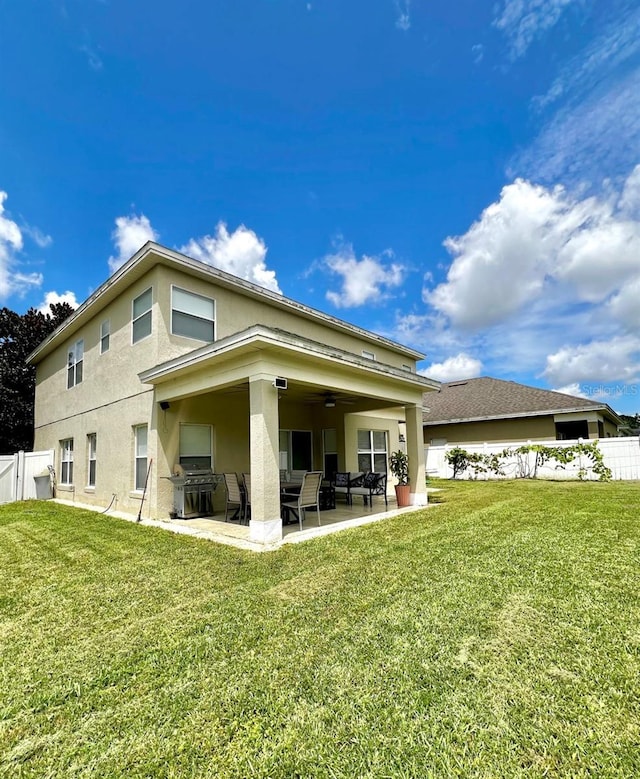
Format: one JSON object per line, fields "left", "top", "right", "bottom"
{"left": 426, "top": 437, "right": 640, "bottom": 481}
{"left": 0, "top": 450, "right": 55, "bottom": 504}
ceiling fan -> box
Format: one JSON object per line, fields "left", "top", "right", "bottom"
{"left": 303, "top": 391, "right": 357, "bottom": 408}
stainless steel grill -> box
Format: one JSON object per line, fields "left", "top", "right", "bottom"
{"left": 165, "top": 468, "right": 216, "bottom": 519}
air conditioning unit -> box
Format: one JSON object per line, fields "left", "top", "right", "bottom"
{"left": 273, "top": 377, "right": 287, "bottom": 390}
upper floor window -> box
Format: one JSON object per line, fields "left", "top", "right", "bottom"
{"left": 100, "top": 320, "right": 110, "bottom": 353}
{"left": 67, "top": 339, "right": 84, "bottom": 388}
{"left": 132, "top": 288, "right": 152, "bottom": 343}
{"left": 171, "top": 286, "right": 215, "bottom": 342}
{"left": 362, "top": 350, "right": 376, "bottom": 361}
{"left": 60, "top": 438, "right": 74, "bottom": 484}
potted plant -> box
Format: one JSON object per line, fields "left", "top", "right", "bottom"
{"left": 389, "top": 450, "right": 411, "bottom": 507}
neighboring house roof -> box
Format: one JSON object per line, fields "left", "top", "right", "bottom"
{"left": 422, "top": 377, "right": 622, "bottom": 427}
{"left": 28, "top": 241, "right": 425, "bottom": 364}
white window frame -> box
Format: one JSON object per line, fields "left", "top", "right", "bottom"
{"left": 87, "top": 433, "right": 97, "bottom": 487}
{"left": 60, "top": 438, "right": 74, "bottom": 485}
{"left": 357, "top": 429, "right": 388, "bottom": 474}
{"left": 132, "top": 288, "right": 153, "bottom": 344}
{"left": 134, "top": 425, "right": 148, "bottom": 491}
{"left": 100, "top": 320, "right": 110, "bottom": 354}
{"left": 171, "top": 286, "right": 216, "bottom": 342}
{"left": 362, "top": 350, "right": 376, "bottom": 361}
{"left": 67, "top": 339, "right": 84, "bottom": 389}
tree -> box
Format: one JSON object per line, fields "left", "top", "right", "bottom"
{"left": 0, "top": 303, "right": 75, "bottom": 454}
{"left": 618, "top": 413, "right": 640, "bottom": 434}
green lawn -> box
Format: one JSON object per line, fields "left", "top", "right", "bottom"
{"left": 1, "top": 480, "right": 638, "bottom": 778}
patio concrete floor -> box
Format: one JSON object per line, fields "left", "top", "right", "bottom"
{"left": 52, "top": 491, "right": 440, "bottom": 552}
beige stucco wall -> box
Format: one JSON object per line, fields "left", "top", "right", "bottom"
{"left": 153, "top": 265, "right": 412, "bottom": 369}
{"left": 34, "top": 269, "right": 162, "bottom": 431}
{"left": 424, "top": 416, "right": 559, "bottom": 445}
{"left": 424, "top": 412, "right": 618, "bottom": 446}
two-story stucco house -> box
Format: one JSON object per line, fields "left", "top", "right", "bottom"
{"left": 29, "top": 242, "right": 439, "bottom": 546}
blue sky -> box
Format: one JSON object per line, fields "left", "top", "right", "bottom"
{"left": 1, "top": 0, "right": 639, "bottom": 413}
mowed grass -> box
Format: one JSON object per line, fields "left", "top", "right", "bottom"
{"left": 1, "top": 481, "right": 638, "bottom": 778}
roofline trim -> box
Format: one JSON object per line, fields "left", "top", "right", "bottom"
{"left": 423, "top": 405, "right": 620, "bottom": 426}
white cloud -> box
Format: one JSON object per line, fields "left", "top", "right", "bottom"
{"left": 109, "top": 214, "right": 158, "bottom": 274}
{"left": 180, "top": 222, "right": 281, "bottom": 293}
{"left": 619, "top": 163, "right": 640, "bottom": 217}
{"left": 471, "top": 44, "right": 484, "bottom": 64}
{"left": 417, "top": 166, "right": 640, "bottom": 394}
{"left": 544, "top": 336, "right": 640, "bottom": 386}
{"left": 607, "top": 275, "right": 640, "bottom": 329}
{"left": 324, "top": 244, "right": 405, "bottom": 308}
{"left": 39, "top": 290, "right": 79, "bottom": 314}
{"left": 532, "top": 5, "right": 640, "bottom": 111}
{"left": 0, "top": 191, "right": 43, "bottom": 301}
{"left": 22, "top": 224, "right": 53, "bottom": 248}
{"left": 552, "top": 383, "right": 589, "bottom": 399}
{"left": 493, "top": 0, "right": 581, "bottom": 60}
{"left": 426, "top": 168, "right": 640, "bottom": 329}
{"left": 80, "top": 43, "right": 103, "bottom": 71}
{"left": 395, "top": 0, "right": 411, "bottom": 31}
{"left": 514, "top": 66, "right": 640, "bottom": 185}
{"left": 420, "top": 353, "right": 483, "bottom": 383}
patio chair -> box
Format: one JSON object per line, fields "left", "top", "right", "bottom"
{"left": 223, "top": 473, "right": 244, "bottom": 523}
{"left": 332, "top": 471, "right": 351, "bottom": 505}
{"left": 281, "top": 470, "right": 323, "bottom": 531}
{"left": 349, "top": 472, "right": 388, "bottom": 508}
{"left": 242, "top": 472, "right": 251, "bottom": 523}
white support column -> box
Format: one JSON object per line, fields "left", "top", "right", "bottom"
{"left": 248, "top": 375, "right": 282, "bottom": 544}
{"left": 406, "top": 404, "right": 428, "bottom": 506}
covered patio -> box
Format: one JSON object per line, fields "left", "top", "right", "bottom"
{"left": 140, "top": 324, "right": 439, "bottom": 547}
{"left": 162, "top": 493, "right": 431, "bottom": 550}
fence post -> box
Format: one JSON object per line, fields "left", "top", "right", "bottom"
{"left": 16, "top": 450, "right": 25, "bottom": 501}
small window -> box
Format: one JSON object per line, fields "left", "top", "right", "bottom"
{"left": 87, "top": 433, "right": 97, "bottom": 487}
{"left": 357, "top": 429, "right": 387, "bottom": 473}
{"left": 362, "top": 350, "right": 376, "bottom": 360}
{"left": 60, "top": 438, "right": 74, "bottom": 485}
{"left": 67, "top": 339, "right": 84, "bottom": 388}
{"left": 100, "top": 320, "right": 110, "bottom": 354}
{"left": 171, "top": 287, "right": 215, "bottom": 342}
{"left": 179, "top": 424, "right": 213, "bottom": 469}
{"left": 402, "top": 364, "right": 413, "bottom": 372}
{"left": 132, "top": 288, "right": 152, "bottom": 343}
{"left": 555, "top": 420, "right": 589, "bottom": 440}
{"left": 134, "top": 425, "right": 148, "bottom": 490}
